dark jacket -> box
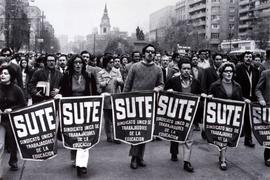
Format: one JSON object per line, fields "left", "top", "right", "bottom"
{"left": 165, "top": 75, "right": 201, "bottom": 95}
{"left": 234, "top": 64, "right": 260, "bottom": 101}
{"left": 201, "top": 66, "right": 219, "bottom": 93}
{"left": 255, "top": 69, "right": 270, "bottom": 104}
{"left": 0, "top": 83, "right": 26, "bottom": 126}
{"left": 209, "top": 80, "right": 243, "bottom": 101}
{"left": 28, "top": 67, "right": 63, "bottom": 103}
{"left": 59, "top": 71, "right": 97, "bottom": 97}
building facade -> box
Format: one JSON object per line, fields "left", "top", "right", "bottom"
{"left": 238, "top": 0, "right": 270, "bottom": 42}
{"left": 149, "top": 6, "right": 176, "bottom": 42}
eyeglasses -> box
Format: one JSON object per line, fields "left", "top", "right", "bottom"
{"left": 223, "top": 70, "right": 233, "bottom": 73}
{"left": 145, "top": 50, "right": 155, "bottom": 54}
{"left": 74, "top": 61, "right": 83, "bottom": 64}
{"left": 82, "top": 56, "right": 90, "bottom": 58}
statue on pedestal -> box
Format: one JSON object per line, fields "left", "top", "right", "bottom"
{"left": 136, "top": 26, "right": 145, "bottom": 41}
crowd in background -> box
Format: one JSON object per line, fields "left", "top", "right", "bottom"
{"left": 0, "top": 45, "right": 269, "bottom": 178}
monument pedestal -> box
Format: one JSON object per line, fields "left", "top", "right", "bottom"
{"left": 133, "top": 41, "right": 148, "bottom": 52}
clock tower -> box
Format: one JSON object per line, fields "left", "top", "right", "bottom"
{"left": 100, "top": 4, "right": 111, "bottom": 35}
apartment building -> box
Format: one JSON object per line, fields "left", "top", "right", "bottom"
{"left": 238, "top": 0, "right": 270, "bottom": 40}
{"left": 187, "top": 0, "right": 239, "bottom": 49}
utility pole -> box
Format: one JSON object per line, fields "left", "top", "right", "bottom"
{"left": 39, "top": 11, "right": 45, "bottom": 53}
{"left": 93, "top": 32, "right": 96, "bottom": 54}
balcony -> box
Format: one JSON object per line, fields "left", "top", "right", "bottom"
{"left": 189, "top": 11, "right": 206, "bottom": 20}
{"left": 239, "top": 6, "right": 250, "bottom": 13}
{"left": 189, "top": 4, "right": 206, "bottom": 13}
{"left": 193, "top": 20, "right": 206, "bottom": 27}
{"left": 189, "top": 0, "right": 205, "bottom": 5}
{"left": 239, "top": 0, "right": 249, "bottom": 6}
{"left": 239, "top": 23, "right": 251, "bottom": 29}
{"left": 239, "top": 15, "right": 251, "bottom": 21}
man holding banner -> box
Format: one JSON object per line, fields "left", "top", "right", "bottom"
{"left": 164, "top": 57, "right": 201, "bottom": 172}
{"left": 255, "top": 68, "right": 270, "bottom": 167}
{"left": 123, "top": 44, "right": 164, "bottom": 169}
{"left": 206, "top": 62, "right": 247, "bottom": 171}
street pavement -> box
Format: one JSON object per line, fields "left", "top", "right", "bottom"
{"left": 2, "top": 128, "right": 270, "bottom": 180}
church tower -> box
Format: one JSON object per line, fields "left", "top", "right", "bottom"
{"left": 100, "top": 4, "right": 111, "bottom": 35}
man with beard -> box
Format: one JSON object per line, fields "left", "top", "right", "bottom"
{"left": 124, "top": 44, "right": 164, "bottom": 169}
{"left": 28, "top": 54, "right": 62, "bottom": 104}
{"left": 235, "top": 51, "right": 260, "bottom": 147}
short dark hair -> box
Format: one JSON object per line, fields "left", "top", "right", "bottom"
{"left": 172, "top": 52, "right": 180, "bottom": 61}
{"left": 0, "top": 48, "right": 13, "bottom": 56}
{"left": 142, "top": 44, "right": 155, "bottom": 55}
{"left": 102, "top": 54, "right": 113, "bottom": 68}
{"left": 212, "top": 53, "right": 223, "bottom": 60}
{"left": 44, "top": 54, "right": 56, "bottom": 66}
{"left": 132, "top": 51, "right": 141, "bottom": 58}
{"left": 0, "top": 65, "right": 16, "bottom": 83}
{"left": 80, "top": 50, "right": 90, "bottom": 56}
{"left": 266, "top": 49, "right": 270, "bottom": 60}
{"left": 242, "top": 51, "right": 253, "bottom": 60}
{"left": 177, "top": 56, "right": 192, "bottom": 69}
{"left": 58, "top": 54, "right": 67, "bottom": 60}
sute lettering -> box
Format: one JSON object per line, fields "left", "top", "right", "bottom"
{"left": 62, "top": 101, "right": 101, "bottom": 125}
{"left": 206, "top": 102, "right": 243, "bottom": 127}
{"left": 115, "top": 96, "right": 152, "bottom": 120}
{"left": 13, "top": 107, "right": 56, "bottom": 138}
{"left": 157, "top": 95, "right": 196, "bottom": 121}
{"left": 252, "top": 107, "right": 270, "bottom": 124}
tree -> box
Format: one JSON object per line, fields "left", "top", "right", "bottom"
{"left": 104, "top": 37, "right": 133, "bottom": 55}
{"left": 5, "top": 0, "right": 30, "bottom": 51}
{"left": 42, "top": 29, "right": 60, "bottom": 53}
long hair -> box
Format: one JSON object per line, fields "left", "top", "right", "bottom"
{"left": 0, "top": 65, "right": 16, "bottom": 83}
{"left": 66, "top": 54, "right": 86, "bottom": 75}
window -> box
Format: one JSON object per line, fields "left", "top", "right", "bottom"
{"left": 211, "top": 24, "right": 220, "bottom": 29}
{"left": 211, "top": 15, "right": 220, "bottom": 20}
{"left": 212, "top": 6, "right": 220, "bottom": 11}
{"left": 229, "top": 24, "right": 234, "bottom": 29}
{"left": 211, "top": 33, "right": 219, "bottom": 39}
{"left": 230, "top": 0, "right": 234, "bottom": 3}
{"left": 229, "top": 16, "right": 235, "bottom": 21}
{"left": 229, "top": 7, "right": 235, "bottom": 13}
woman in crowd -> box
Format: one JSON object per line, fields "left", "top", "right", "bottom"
{"left": 97, "top": 54, "right": 123, "bottom": 144}
{"left": 208, "top": 62, "right": 247, "bottom": 171}
{"left": 19, "top": 55, "right": 34, "bottom": 102}
{"left": 0, "top": 65, "right": 26, "bottom": 179}
{"left": 59, "top": 54, "right": 97, "bottom": 177}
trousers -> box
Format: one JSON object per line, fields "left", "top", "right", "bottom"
{"left": 170, "top": 127, "right": 193, "bottom": 162}
{"left": 0, "top": 125, "right": 6, "bottom": 178}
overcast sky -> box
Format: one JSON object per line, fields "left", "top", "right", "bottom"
{"left": 30, "top": 0, "right": 178, "bottom": 40}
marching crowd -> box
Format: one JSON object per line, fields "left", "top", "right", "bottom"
{"left": 0, "top": 44, "right": 269, "bottom": 179}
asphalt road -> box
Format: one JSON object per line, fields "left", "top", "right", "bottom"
{"left": 2, "top": 129, "right": 270, "bottom": 180}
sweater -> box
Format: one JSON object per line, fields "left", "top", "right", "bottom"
{"left": 123, "top": 61, "right": 164, "bottom": 92}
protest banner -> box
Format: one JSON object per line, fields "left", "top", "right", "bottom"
{"left": 250, "top": 103, "right": 270, "bottom": 148}
{"left": 111, "top": 91, "right": 155, "bottom": 145}
{"left": 59, "top": 96, "right": 103, "bottom": 150}
{"left": 203, "top": 97, "right": 246, "bottom": 150}
{"left": 9, "top": 100, "right": 57, "bottom": 161}
{"left": 154, "top": 91, "right": 200, "bottom": 142}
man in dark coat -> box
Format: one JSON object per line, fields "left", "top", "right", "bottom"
{"left": 235, "top": 51, "right": 260, "bottom": 147}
